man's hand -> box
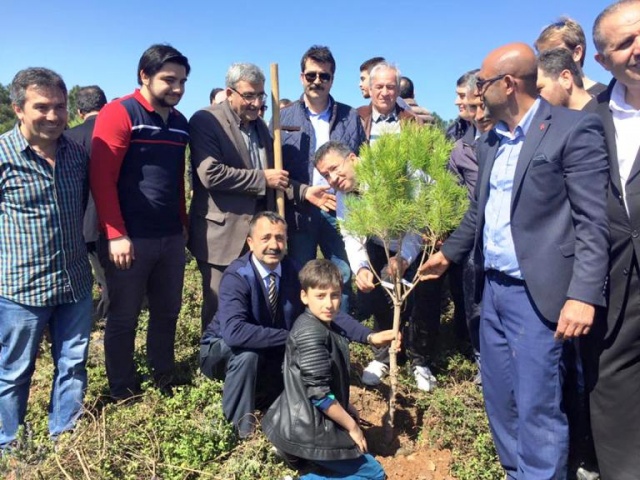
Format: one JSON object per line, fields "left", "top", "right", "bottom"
{"left": 555, "top": 299, "right": 595, "bottom": 341}
{"left": 305, "top": 185, "right": 336, "bottom": 212}
{"left": 387, "top": 255, "right": 409, "bottom": 279}
{"left": 417, "top": 251, "right": 451, "bottom": 281}
{"left": 356, "top": 267, "right": 375, "bottom": 292}
{"left": 109, "top": 236, "right": 135, "bottom": 270}
{"left": 369, "top": 329, "right": 402, "bottom": 350}
{"left": 264, "top": 169, "right": 289, "bottom": 191}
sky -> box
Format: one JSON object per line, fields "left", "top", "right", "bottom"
{"left": 2, "top": 0, "right": 611, "bottom": 122}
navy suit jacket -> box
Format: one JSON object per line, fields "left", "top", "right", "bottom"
{"left": 203, "top": 252, "right": 370, "bottom": 349}
{"left": 442, "top": 98, "right": 610, "bottom": 323}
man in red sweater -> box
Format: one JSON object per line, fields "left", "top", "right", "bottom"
{"left": 90, "top": 44, "right": 190, "bottom": 400}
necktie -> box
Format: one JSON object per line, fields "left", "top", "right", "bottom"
{"left": 268, "top": 272, "right": 278, "bottom": 318}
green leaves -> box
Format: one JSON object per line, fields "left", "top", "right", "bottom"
{"left": 341, "top": 122, "right": 468, "bottom": 247}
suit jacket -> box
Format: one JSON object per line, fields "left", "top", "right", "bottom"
{"left": 356, "top": 103, "right": 423, "bottom": 142}
{"left": 202, "top": 252, "right": 371, "bottom": 350}
{"left": 188, "top": 101, "right": 275, "bottom": 266}
{"left": 442, "top": 98, "right": 610, "bottom": 323}
{"left": 594, "top": 80, "right": 640, "bottom": 325}
{"left": 65, "top": 115, "right": 99, "bottom": 243}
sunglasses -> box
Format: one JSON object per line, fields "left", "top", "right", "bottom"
{"left": 303, "top": 72, "right": 332, "bottom": 83}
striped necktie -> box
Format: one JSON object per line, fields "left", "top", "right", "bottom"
{"left": 268, "top": 272, "right": 278, "bottom": 318}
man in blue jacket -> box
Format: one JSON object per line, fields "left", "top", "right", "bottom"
{"left": 200, "top": 211, "right": 377, "bottom": 438}
{"left": 278, "top": 45, "right": 367, "bottom": 310}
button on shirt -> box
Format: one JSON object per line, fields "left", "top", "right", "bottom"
{"left": 610, "top": 81, "right": 640, "bottom": 213}
{"left": 483, "top": 98, "right": 541, "bottom": 279}
{"left": 0, "top": 125, "right": 92, "bottom": 306}
{"left": 308, "top": 102, "right": 332, "bottom": 189}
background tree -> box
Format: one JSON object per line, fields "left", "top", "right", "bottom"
{"left": 341, "top": 122, "right": 468, "bottom": 437}
{"left": 67, "top": 84, "right": 82, "bottom": 127}
{"left": 0, "top": 84, "right": 16, "bottom": 135}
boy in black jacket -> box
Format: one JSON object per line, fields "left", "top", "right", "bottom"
{"left": 263, "top": 259, "right": 396, "bottom": 479}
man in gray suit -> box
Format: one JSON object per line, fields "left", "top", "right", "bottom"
{"left": 189, "top": 63, "right": 333, "bottom": 331}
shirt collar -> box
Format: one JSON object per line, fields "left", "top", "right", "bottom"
{"left": 10, "top": 123, "right": 68, "bottom": 154}
{"left": 610, "top": 81, "right": 640, "bottom": 114}
{"left": 372, "top": 106, "right": 398, "bottom": 123}
{"left": 304, "top": 98, "right": 332, "bottom": 120}
{"left": 494, "top": 97, "right": 541, "bottom": 140}
{"left": 251, "top": 254, "right": 282, "bottom": 280}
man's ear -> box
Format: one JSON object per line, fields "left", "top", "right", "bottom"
{"left": 595, "top": 52, "right": 609, "bottom": 71}
{"left": 572, "top": 45, "right": 584, "bottom": 65}
{"left": 300, "top": 289, "right": 308, "bottom": 305}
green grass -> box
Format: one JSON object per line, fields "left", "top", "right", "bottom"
{"left": 0, "top": 257, "right": 500, "bottom": 479}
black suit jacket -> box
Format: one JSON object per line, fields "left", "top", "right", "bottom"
{"left": 442, "top": 98, "right": 610, "bottom": 322}
{"left": 595, "top": 80, "right": 640, "bottom": 326}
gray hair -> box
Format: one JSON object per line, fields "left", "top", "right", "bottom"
{"left": 225, "top": 63, "right": 265, "bottom": 89}
{"left": 464, "top": 73, "right": 479, "bottom": 96}
{"left": 10, "top": 67, "right": 67, "bottom": 109}
{"left": 369, "top": 62, "right": 401, "bottom": 88}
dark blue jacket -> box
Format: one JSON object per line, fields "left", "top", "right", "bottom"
{"left": 203, "top": 252, "right": 371, "bottom": 349}
{"left": 278, "top": 96, "right": 366, "bottom": 228}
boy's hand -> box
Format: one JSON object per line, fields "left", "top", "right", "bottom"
{"left": 348, "top": 424, "right": 368, "bottom": 453}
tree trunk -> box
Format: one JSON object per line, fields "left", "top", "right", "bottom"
{"left": 385, "top": 288, "right": 403, "bottom": 441}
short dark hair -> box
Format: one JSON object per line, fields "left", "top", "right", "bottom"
{"left": 248, "top": 211, "right": 287, "bottom": 237}
{"left": 456, "top": 69, "right": 480, "bottom": 87}
{"left": 10, "top": 67, "right": 67, "bottom": 109}
{"left": 76, "top": 85, "right": 107, "bottom": 114}
{"left": 535, "top": 17, "right": 587, "bottom": 66}
{"left": 299, "top": 259, "right": 342, "bottom": 291}
{"left": 209, "top": 87, "right": 223, "bottom": 104}
{"left": 313, "top": 140, "right": 352, "bottom": 167}
{"left": 301, "top": 45, "right": 336, "bottom": 74}
{"left": 279, "top": 98, "right": 292, "bottom": 108}
{"left": 399, "top": 76, "right": 414, "bottom": 99}
{"left": 538, "top": 47, "right": 585, "bottom": 88}
{"left": 360, "top": 57, "right": 385, "bottom": 73}
{"left": 137, "top": 44, "right": 190, "bottom": 86}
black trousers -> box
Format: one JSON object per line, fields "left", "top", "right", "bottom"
{"left": 361, "top": 241, "right": 443, "bottom": 367}
{"left": 200, "top": 336, "right": 284, "bottom": 437}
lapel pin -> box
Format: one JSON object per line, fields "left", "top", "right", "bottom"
{"left": 540, "top": 123, "right": 546, "bottom": 131}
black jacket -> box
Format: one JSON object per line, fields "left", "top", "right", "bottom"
{"left": 261, "top": 310, "right": 361, "bottom": 461}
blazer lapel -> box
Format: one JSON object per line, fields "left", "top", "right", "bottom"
{"left": 222, "top": 103, "right": 252, "bottom": 169}
{"left": 596, "top": 97, "right": 623, "bottom": 195}
{"left": 510, "top": 100, "right": 551, "bottom": 212}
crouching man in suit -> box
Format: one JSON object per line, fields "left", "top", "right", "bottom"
{"left": 200, "top": 211, "right": 385, "bottom": 438}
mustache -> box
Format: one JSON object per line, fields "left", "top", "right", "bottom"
{"left": 309, "top": 84, "right": 324, "bottom": 91}
{"left": 264, "top": 248, "right": 282, "bottom": 255}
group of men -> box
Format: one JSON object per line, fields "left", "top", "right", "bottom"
{"left": 2, "top": 1, "right": 640, "bottom": 479}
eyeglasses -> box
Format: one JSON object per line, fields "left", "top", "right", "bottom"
{"left": 320, "top": 155, "right": 347, "bottom": 181}
{"left": 303, "top": 71, "right": 332, "bottom": 83}
{"left": 476, "top": 74, "right": 507, "bottom": 93}
{"left": 229, "top": 87, "right": 267, "bottom": 104}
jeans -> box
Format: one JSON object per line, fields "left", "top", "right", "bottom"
{"left": 100, "top": 234, "right": 186, "bottom": 398}
{"left": 301, "top": 453, "right": 385, "bottom": 480}
{"left": 288, "top": 208, "right": 351, "bottom": 312}
{"left": 0, "top": 294, "right": 93, "bottom": 447}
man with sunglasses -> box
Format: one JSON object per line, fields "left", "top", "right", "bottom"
{"left": 418, "top": 43, "right": 609, "bottom": 479}
{"left": 279, "top": 45, "right": 366, "bottom": 312}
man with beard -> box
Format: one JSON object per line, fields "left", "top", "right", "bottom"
{"left": 279, "top": 45, "right": 366, "bottom": 311}
{"left": 537, "top": 48, "right": 595, "bottom": 111}
{"left": 200, "top": 212, "right": 375, "bottom": 438}
{"left": 418, "top": 43, "right": 609, "bottom": 478}
{"left": 90, "top": 44, "right": 190, "bottom": 400}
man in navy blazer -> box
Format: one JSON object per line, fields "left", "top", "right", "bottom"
{"left": 200, "top": 211, "right": 373, "bottom": 438}
{"left": 419, "top": 43, "right": 609, "bottom": 479}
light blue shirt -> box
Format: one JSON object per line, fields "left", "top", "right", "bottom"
{"left": 483, "top": 98, "right": 541, "bottom": 279}
{"left": 307, "top": 101, "right": 332, "bottom": 188}
{"left": 251, "top": 254, "right": 282, "bottom": 290}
